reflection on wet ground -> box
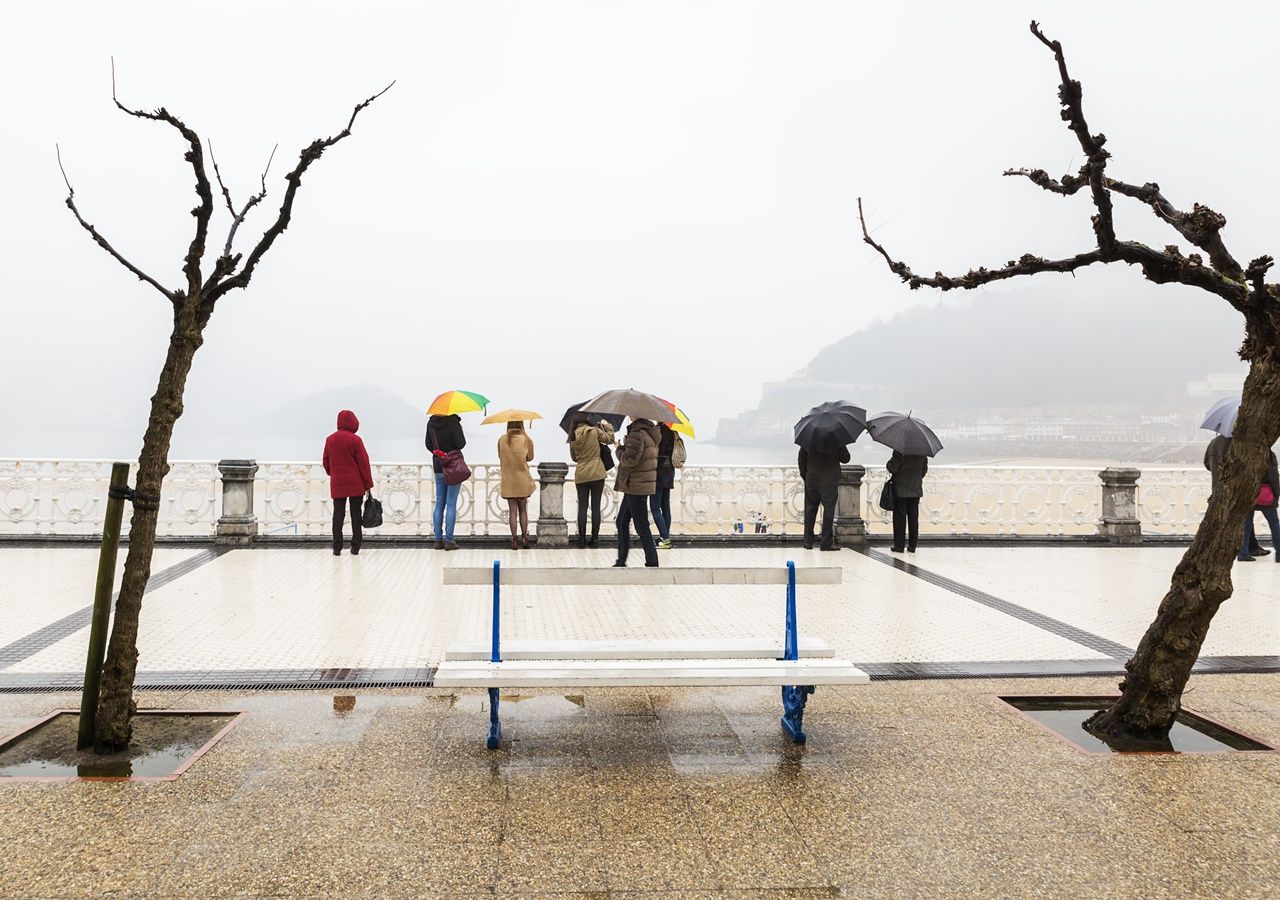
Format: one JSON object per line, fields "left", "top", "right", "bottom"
{"left": 2, "top": 678, "right": 1280, "bottom": 895}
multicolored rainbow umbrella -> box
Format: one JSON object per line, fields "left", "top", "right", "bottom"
{"left": 427, "top": 390, "right": 490, "bottom": 416}
{"left": 660, "top": 399, "right": 696, "bottom": 439}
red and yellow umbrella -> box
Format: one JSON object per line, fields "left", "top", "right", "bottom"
{"left": 427, "top": 390, "right": 490, "bottom": 416}
{"left": 660, "top": 399, "right": 695, "bottom": 438}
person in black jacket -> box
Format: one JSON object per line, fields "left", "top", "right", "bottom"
{"left": 799, "top": 445, "right": 850, "bottom": 551}
{"left": 426, "top": 413, "right": 466, "bottom": 550}
{"left": 887, "top": 450, "right": 928, "bottom": 554}
{"left": 1239, "top": 451, "right": 1280, "bottom": 562}
{"left": 650, "top": 423, "right": 677, "bottom": 550}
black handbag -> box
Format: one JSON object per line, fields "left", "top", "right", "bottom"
{"left": 361, "top": 491, "right": 383, "bottom": 528}
{"left": 600, "top": 444, "right": 616, "bottom": 472}
{"left": 878, "top": 479, "right": 896, "bottom": 512}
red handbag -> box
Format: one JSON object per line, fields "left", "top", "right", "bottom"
{"left": 1257, "top": 484, "right": 1275, "bottom": 507}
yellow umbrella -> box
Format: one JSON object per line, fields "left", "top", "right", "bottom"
{"left": 481, "top": 409, "right": 543, "bottom": 425}
{"left": 659, "top": 399, "right": 696, "bottom": 439}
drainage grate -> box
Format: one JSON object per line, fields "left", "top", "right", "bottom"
{"left": 0, "top": 667, "right": 437, "bottom": 694}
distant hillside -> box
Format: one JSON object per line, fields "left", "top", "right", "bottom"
{"left": 719, "top": 280, "right": 1246, "bottom": 443}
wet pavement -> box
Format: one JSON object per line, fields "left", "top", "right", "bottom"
{"left": 3, "top": 675, "right": 1280, "bottom": 896}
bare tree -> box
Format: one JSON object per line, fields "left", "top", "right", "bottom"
{"left": 859, "top": 22, "right": 1279, "bottom": 743}
{"left": 61, "top": 64, "right": 392, "bottom": 751}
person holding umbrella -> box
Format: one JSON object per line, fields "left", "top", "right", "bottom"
{"left": 497, "top": 420, "right": 536, "bottom": 550}
{"left": 867, "top": 411, "right": 942, "bottom": 555}
{"left": 566, "top": 412, "right": 615, "bottom": 548}
{"left": 795, "top": 402, "right": 865, "bottom": 551}
{"left": 581, "top": 389, "right": 669, "bottom": 567}
{"left": 1202, "top": 397, "right": 1268, "bottom": 557}
{"left": 426, "top": 390, "right": 486, "bottom": 550}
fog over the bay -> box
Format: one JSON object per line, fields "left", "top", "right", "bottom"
{"left": 1, "top": 1, "right": 1271, "bottom": 462}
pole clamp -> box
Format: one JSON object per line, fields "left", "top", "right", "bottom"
{"left": 108, "top": 485, "right": 162, "bottom": 511}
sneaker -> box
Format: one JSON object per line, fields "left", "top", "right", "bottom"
{"left": 1256, "top": 547, "right": 1272, "bottom": 556}
{"left": 612, "top": 560, "right": 626, "bottom": 568}
{"left": 1238, "top": 555, "right": 1255, "bottom": 562}
{"left": 434, "top": 540, "right": 445, "bottom": 550}
{"left": 657, "top": 539, "right": 673, "bottom": 550}
{"left": 444, "top": 541, "right": 458, "bottom": 551}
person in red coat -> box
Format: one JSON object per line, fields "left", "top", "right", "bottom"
{"left": 323, "top": 410, "right": 374, "bottom": 556}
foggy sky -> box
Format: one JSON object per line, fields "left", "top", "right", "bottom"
{"left": 2, "top": 1, "right": 1273, "bottom": 460}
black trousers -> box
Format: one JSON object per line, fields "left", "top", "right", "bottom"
{"left": 803, "top": 482, "right": 838, "bottom": 548}
{"left": 892, "top": 496, "right": 920, "bottom": 551}
{"left": 576, "top": 480, "right": 604, "bottom": 541}
{"left": 616, "top": 493, "right": 658, "bottom": 566}
{"left": 333, "top": 495, "right": 364, "bottom": 553}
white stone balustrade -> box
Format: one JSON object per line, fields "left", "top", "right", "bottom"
{"left": 0, "top": 458, "right": 1214, "bottom": 540}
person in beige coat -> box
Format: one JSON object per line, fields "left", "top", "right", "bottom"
{"left": 498, "top": 422, "right": 536, "bottom": 549}
{"left": 568, "top": 414, "right": 615, "bottom": 547}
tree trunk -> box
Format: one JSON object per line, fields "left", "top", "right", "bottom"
{"left": 93, "top": 300, "right": 208, "bottom": 752}
{"left": 1086, "top": 353, "right": 1280, "bottom": 742}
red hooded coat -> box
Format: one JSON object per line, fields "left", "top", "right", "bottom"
{"left": 323, "top": 410, "right": 374, "bottom": 499}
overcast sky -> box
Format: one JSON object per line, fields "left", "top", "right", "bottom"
{"left": 2, "top": 1, "right": 1274, "bottom": 459}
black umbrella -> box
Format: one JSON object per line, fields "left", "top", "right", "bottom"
{"left": 866, "top": 411, "right": 943, "bottom": 457}
{"left": 560, "top": 400, "right": 626, "bottom": 436}
{"left": 793, "top": 401, "right": 867, "bottom": 453}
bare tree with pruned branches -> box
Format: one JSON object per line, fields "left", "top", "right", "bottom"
{"left": 860, "top": 21, "right": 1280, "bottom": 743}
{"left": 60, "top": 64, "right": 392, "bottom": 751}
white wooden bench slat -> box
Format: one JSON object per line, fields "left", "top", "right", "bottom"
{"left": 443, "top": 566, "right": 842, "bottom": 586}
{"left": 445, "top": 637, "right": 835, "bottom": 661}
{"left": 434, "top": 658, "right": 870, "bottom": 688}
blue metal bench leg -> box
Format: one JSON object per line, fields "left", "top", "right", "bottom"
{"left": 487, "top": 687, "right": 502, "bottom": 749}
{"left": 780, "top": 684, "right": 814, "bottom": 743}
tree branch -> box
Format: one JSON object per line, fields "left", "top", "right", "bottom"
{"left": 205, "top": 82, "right": 394, "bottom": 304}
{"left": 208, "top": 141, "right": 276, "bottom": 263}
{"left": 57, "top": 145, "right": 179, "bottom": 302}
{"left": 1104, "top": 179, "right": 1243, "bottom": 279}
{"left": 1029, "top": 21, "right": 1117, "bottom": 257}
{"left": 1004, "top": 164, "right": 1089, "bottom": 196}
{"left": 858, "top": 198, "right": 1105, "bottom": 290}
{"left": 112, "top": 58, "right": 213, "bottom": 296}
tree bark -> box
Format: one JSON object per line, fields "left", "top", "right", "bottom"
{"left": 93, "top": 299, "right": 208, "bottom": 751}
{"left": 1085, "top": 354, "right": 1280, "bottom": 741}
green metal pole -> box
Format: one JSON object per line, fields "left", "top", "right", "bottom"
{"left": 78, "top": 462, "right": 130, "bottom": 750}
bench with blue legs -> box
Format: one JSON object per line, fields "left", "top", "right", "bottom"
{"left": 434, "top": 561, "right": 869, "bottom": 748}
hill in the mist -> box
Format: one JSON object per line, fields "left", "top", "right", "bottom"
{"left": 721, "top": 279, "right": 1246, "bottom": 438}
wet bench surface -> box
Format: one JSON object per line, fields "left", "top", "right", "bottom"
{"left": 436, "top": 563, "right": 869, "bottom": 747}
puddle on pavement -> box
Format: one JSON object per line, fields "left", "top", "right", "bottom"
{"left": 1001, "top": 696, "right": 1273, "bottom": 754}
{"left": 0, "top": 711, "right": 237, "bottom": 779}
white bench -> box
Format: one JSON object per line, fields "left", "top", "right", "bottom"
{"left": 435, "top": 562, "right": 868, "bottom": 748}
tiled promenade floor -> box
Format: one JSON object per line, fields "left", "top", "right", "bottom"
{"left": 3, "top": 678, "right": 1280, "bottom": 896}
{"left": 2, "top": 544, "right": 1278, "bottom": 684}
{"left": 3, "top": 544, "right": 1280, "bottom": 895}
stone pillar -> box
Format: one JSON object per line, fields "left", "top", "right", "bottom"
{"left": 1098, "top": 467, "right": 1142, "bottom": 544}
{"left": 536, "top": 462, "right": 569, "bottom": 547}
{"left": 834, "top": 464, "right": 867, "bottom": 546}
{"left": 216, "top": 460, "right": 259, "bottom": 545}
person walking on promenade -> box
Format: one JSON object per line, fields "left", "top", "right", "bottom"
{"left": 322, "top": 409, "right": 374, "bottom": 557}
{"left": 569, "top": 414, "right": 614, "bottom": 547}
{"left": 887, "top": 449, "right": 928, "bottom": 554}
{"left": 498, "top": 421, "right": 536, "bottom": 549}
{"left": 427, "top": 412, "right": 467, "bottom": 550}
{"left": 613, "top": 417, "right": 661, "bottom": 568}
{"left": 1239, "top": 450, "right": 1280, "bottom": 563}
{"left": 650, "top": 423, "right": 677, "bottom": 550}
{"left": 1208, "top": 434, "right": 1268, "bottom": 557}
{"left": 799, "top": 444, "right": 850, "bottom": 551}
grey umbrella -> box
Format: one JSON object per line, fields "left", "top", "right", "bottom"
{"left": 581, "top": 388, "right": 672, "bottom": 422}
{"left": 1200, "top": 396, "right": 1240, "bottom": 437}
{"left": 866, "top": 411, "right": 944, "bottom": 457}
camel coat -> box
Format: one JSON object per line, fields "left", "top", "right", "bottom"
{"left": 498, "top": 430, "right": 536, "bottom": 499}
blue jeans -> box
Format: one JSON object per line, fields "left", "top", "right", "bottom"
{"left": 649, "top": 488, "right": 671, "bottom": 540}
{"left": 433, "top": 472, "right": 460, "bottom": 541}
{"left": 1241, "top": 506, "right": 1280, "bottom": 560}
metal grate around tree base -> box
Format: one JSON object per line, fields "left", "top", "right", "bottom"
{"left": 0, "top": 667, "right": 437, "bottom": 694}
